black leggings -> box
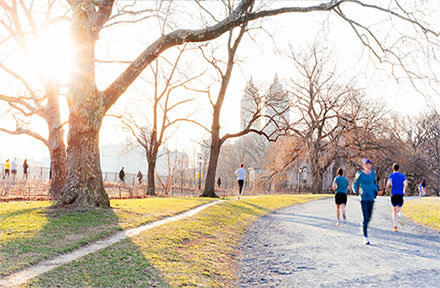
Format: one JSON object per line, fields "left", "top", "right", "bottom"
{"left": 238, "top": 180, "right": 244, "bottom": 194}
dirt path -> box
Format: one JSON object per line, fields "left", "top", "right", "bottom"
{"left": 238, "top": 197, "right": 440, "bottom": 287}
{"left": 0, "top": 200, "right": 223, "bottom": 288}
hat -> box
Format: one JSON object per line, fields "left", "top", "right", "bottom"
{"left": 361, "top": 158, "right": 372, "bottom": 165}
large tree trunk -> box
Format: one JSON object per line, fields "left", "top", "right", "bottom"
{"left": 146, "top": 157, "right": 156, "bottom": 196}
{"left": 310, "top": 151, "right": 324, "bottom": 194}
{"left": 201, "top": 136, "right": 221, "bottom": 198}
{"left": 56, "top": 5, "right": 109, "bottom": 207}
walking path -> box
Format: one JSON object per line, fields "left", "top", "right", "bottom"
{"left": 0, "top": 200, "right": 223, "bottom": 288}
{"left": 238, "top": 197, "right": 440, "bottom": 287}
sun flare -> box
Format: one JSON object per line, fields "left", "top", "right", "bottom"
{"left": 27, "top": 25, "right": 73, "bottom": 83}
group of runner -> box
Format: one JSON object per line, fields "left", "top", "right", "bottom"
{"left": 332, "top": 158, "right": 407, "bottom": 245}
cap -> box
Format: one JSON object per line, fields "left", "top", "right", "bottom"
{"left": 361, "top": 158, "right": 372, "bottom": 165}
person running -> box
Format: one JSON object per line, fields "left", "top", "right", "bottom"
{"left": 137, "top": 170, "right": 143, "bottom": 185}
{"left": 10, "top": 158, "right": 17, "bottom": 181}
{"left": 386, "top": 163, "right": 407, "bottom": 232}
{"left": 418, "top": 178, "right": 426, "bottom": 197}
{"left": 332, "top": 167, "right": 349, "bottom": 226}
{"left": 234, "top": 164, "right": 247, "bottom": 200}
{"left": 352, "top": 158, "right": 378, "bottom": 245}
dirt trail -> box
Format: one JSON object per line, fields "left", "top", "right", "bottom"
{"left": 238, "top": 197, "right": 440, "bottom": 287}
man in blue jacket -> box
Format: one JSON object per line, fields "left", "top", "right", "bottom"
{"left": 352, "top": 158, "right": 378, "bottom": 245}
{"left": 386, "top": 163, "right": 407, "bottom": 232}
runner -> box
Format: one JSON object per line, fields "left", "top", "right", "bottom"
{"left": 385, "top": 163, "right": 407, "bottom": 232}
{"left": 352, "top": 158, "right": 378, "bottom": 245}
{"left": 234, "top": 164, "right": 247, "bottom": 200}
{"left": 332, "top": 167, "right": 349, "bottom": 226}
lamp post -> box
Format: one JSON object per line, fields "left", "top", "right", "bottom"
{"left": 198, "top": 157, "right": 202, "bottom": 191}
{"left": 298, "top": 167, "right": 302, "bottom": 194}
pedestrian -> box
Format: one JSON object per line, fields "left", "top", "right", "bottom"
{"left": 352, "top": 158, "right": 378, "bottom": 245}
{"left": 137, "top": 170, "right": 143, "bottom": 185}
{"left": 217, "top": 177, "right": 222, "bottom": 188}
{"left": 23, "top": 159, "right": 29, "bottom": 179}
{"left": 119, "top": 167, "right": 125, "bottom": 184}
{"left": 234, "top": 164, "right": 246, "bottom": 200}
{"left": 418, "top": 178, "right": 426, "bottom": 197}
{"left": 4, "top": 159, "right": 9, "bottom": 178}
{"left": 332, "top": 167, "right": 349, "bottom": 226}
{"left": 385, "top": 163, "right": 407, "bottom": 232}
{"left": 10, "top": 158, "right": 17, "bottom": 181}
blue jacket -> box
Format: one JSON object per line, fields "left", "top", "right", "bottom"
{"left": 352, "top": 170, "right": 378, "bottom": 201}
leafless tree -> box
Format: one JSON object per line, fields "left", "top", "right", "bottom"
{"left": 0, "top": 0, "right": 67, "bottom": 198}
{"left": 31, "top": 0, "right": 438, "bottom": 207}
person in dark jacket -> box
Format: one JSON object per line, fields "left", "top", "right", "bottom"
{"left": 119, "top": 167, "right": 125, "bottom": 184}
{"left": 23, "top": 159, "right": 29, "bottom": 179}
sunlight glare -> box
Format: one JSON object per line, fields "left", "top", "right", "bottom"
{"left": 27, "top": 26, "right": 72, "bottom": 84}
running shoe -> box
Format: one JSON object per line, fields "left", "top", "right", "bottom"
{"left": 363, "top": 237, "right": 371, "bottom": 245}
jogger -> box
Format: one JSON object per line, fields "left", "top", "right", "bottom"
{"left": 332, "top": 167, "right": 349, "bottom": 226}
{"left": 386, "top": 163, "right": 407, "bottom": 232}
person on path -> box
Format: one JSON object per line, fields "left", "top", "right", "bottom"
{"left": 4, "top": 159, "right": 10, "bottom": 178}
{"left": 418, "top": 178, "right": 426, "bottom": 197}
{"left": 119, "top": 167, "right": 125, "bottom": 184}
{"left": 332, "top": 167, "right": 349, "bottom": 226}
{"left": 385, "top": 163, "right": 407, "bottom": 232}
{"left": 352, "top": 158, "right": 378, "bottom": 245}
{"left": 10, "top": 158, "right": 17, "bottom": 181}
{"left": 217, "top": 177, "right": 222, "bottom": 188}
{"left": 235, "top": 164, "right": 247, "bottom": 200}
{"left": 137, "top": 170, "right": 143, "bottom": 185}
{"left": 23, "top": 159, "right": 29, "bottom": 179}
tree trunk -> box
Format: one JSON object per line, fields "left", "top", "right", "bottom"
{"left": 147, "top": 158, "right": 156, "bottom": 196}
{"left": 310, "top": 151, "right": 323, "bottom": 194}
{"left": 56, "top": 6, "right": 109, "bottom": 208}
{"left": 201, "top": 136, "right": 221, "bottom": 198}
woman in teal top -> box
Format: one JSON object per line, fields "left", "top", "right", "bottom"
{"left": 332, "top": 168, "right": 348, "bottom": 226}
{"left": 352, "top": 158, "right": 378, "bottom": 245}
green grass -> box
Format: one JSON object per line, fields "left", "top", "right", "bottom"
{"left": 24, "top": 194, "right": 328, "bottom": 288}
{"left": 403, "top": 197, "right": 440, "bottom": 231}
{"left": 0, "top": 197, "right": 213, "bottom": 276}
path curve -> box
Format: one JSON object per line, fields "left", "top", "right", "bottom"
{"left": 0, "top": 200, "right": 224, "bottom": 288}
{"left": 238, "top": 197, "right": 440, "bottom": 287}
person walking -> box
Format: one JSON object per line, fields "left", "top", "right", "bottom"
{"left": 119, "top": 167, "right": 125, "bottom": 184}
{"left": 23, "top": 159, "right": 29, "bottom": 179}
{"left": 352, "top": 158, "right": 378, "bottom": 245}
{"left": 4, "top": 159, "right": 10, "bottom": 178}
{"left": 217, "top": 177, "right": 222, "bottom": 188}
{"left": 385, "top": 163, "right": 407, "bottom": 232}
{"left": 332, "top": 168, "right": 349, "bottom": 226}
{"left": 418, "top": 178, "right": 426, "bottom": 197}
{"left": 10, "top": 158, "right": 17, "bottom": 181}
{"left": 137, "top": 170, "right": 143, "bottom": 185}
{"left": 234, "top": 164, "right": 247, "bottom": 200}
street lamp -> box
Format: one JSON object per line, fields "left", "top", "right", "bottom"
{"left": 198, "top": 157, "right": 202, "bottom": 190}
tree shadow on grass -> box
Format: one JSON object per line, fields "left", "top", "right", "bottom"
{"left": 0, "top": 203, "right": 169, "bottom": 287}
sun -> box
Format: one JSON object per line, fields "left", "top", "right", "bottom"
{"left": 27, "top": 25, "right": 73, "bottom": 84}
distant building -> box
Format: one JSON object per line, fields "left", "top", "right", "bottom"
{"left": 263, "top": 74, "right": 290, "bottom": 136}
{"left": 240, "top": 78, "right": 260, "bottom": 131}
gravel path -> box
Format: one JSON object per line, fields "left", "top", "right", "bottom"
{"left": 238, "top": 197, "right": 440, "bottom": 287}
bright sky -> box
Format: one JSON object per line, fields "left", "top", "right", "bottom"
{"left": 0, "top": 1, "right": 439, "bottom": 165}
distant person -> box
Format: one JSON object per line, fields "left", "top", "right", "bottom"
{"left": 332, "top": 168, "right": 349, "bottom": 226}
{"left": 23, "top": 159, "right": 29, "bottom": 179}
{"left": 352, "top": 158, "right": 378, "bottom": 245}
{"left": 386, "top": 163, "right": 407, "bottom": 232}
{"left": 137, "top": 170, "right": 143, "bottom": 185}
{"left": 217, "top": 177, "right": 222, "bottom": 188}
{"left": 10, "top": 158, "right": 17, "bottom": 180}
{"left": 418, "top": 178, "right": 426, "bottom": 197}
{"left": 234, "top": 164, "right": 247, "bottom": 200}
{"left": 119, "top": 167, "right": 125, "bottom": 184}
{"left": 4, "top": 159, "right": 10, "bottom": 178}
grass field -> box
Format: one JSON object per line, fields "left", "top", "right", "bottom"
{"left": 0, "top": 197, "right": 213, "bottom": 276}
{"left": 403, "top": 197, "right": 440, "bottom": 231}
{"left": 22, "top": 195, "right": 328, "bottom": 288}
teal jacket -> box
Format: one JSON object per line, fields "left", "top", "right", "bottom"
{"left": 352, "top": 170, "right": 378, "bottom": 201}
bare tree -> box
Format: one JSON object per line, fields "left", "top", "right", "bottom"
{"left": 38, "top": 0, "right": 439, "bottom": 207}
{"left": 0, "top": 1, "right": 67, "bottom": 198}
{"left": 119, "top": 47, "right": 195, "bottom": 196}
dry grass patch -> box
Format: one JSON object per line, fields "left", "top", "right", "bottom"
{"left": 25, "top": 195, "right": 328, "bottom": 288}
{"left": 403, "top": 197, "right": 440, "bottom": 231}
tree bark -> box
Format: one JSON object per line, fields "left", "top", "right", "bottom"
{"left": 201, "top": 135, "right": 221, "bottom": 197}
{"left": 310, "top": 150, "right": 324, "bottom": 194}
{"left": 147, "top": 158, "right": 157, "bottom": 196}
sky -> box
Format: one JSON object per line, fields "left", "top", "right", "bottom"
{"left": 0, "top": 0, "right": 439, "bottom": 166}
